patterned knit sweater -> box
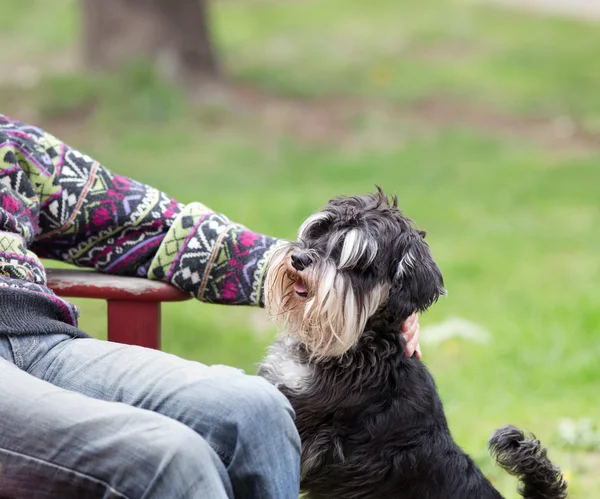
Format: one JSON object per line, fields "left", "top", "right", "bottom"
{"left": 0, "top": 113, "right": 282, "bottom": 336}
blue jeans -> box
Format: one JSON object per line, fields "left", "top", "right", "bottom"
{"left": 0, "top": 333, "right": 301, "bottom": 498}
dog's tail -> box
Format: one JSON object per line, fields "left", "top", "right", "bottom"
{"left": 488, "top": 425, "right": 567, "bottom": 499}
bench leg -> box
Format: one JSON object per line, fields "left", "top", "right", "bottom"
{"left": 107, "top": 300, "right": 161, "bottom": 350}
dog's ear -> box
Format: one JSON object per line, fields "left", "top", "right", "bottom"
{"left": 386, "top": 233, "right": 445, "bottom": 322}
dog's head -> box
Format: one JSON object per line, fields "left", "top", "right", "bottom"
{"left": 265, "top": 188, "right": 445, "bottom": 358}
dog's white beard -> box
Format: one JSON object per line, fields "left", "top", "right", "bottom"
{"left": 265, "top": 246, "right": 388, "bottom": 358}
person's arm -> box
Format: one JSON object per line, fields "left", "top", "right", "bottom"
{"left": 0, "top": 114, "right": 422, "bottom": 350}
{"left": 0, "top": 114, "right": 282, "bottom": 307}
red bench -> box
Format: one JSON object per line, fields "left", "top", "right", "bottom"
{"left": 46, "top": 269, "right": 192, "bottom": 349}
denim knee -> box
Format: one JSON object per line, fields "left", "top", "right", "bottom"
{"left": 180, "top": 373, "right": 301, "bottom": 467}
{"left": 135, "top": 416, "right": 202, "bottom": 467}
{"left": 233, "top": 375, "right": 299, "bottom": 445}
{"left": 142, "top": 371, "right": 301, "bottom": 497}
{"left": 212, "top": 375, "right": 301, "bottom": 497}
{"left": 115, "top": 414, "right": 231, "bottom": 498}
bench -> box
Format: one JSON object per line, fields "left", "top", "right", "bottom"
{"left": 46, "top": 269, "right": 192, "bottom": 349}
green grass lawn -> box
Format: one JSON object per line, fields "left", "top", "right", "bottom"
{"left": 2, "top": 0, "right": 600, "bottom": 496}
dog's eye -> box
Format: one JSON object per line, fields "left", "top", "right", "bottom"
{"left": 304, "top": 221, "right": 330, "bottom": 240}
{"left": 298, "top": 213, "right": 333, "bottom": 242}
{"left": 346, "top": 266, "right": 380, "bottom": 291}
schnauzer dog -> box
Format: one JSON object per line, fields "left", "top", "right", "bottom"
{"left": 258, "top": 188, "right": 567, "bottom": 499}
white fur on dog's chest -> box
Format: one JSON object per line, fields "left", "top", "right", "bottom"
{"left": 260, "top": 336, "right": 313, "bottom": 393}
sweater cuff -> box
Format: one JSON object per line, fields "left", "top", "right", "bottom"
{"left": 148, "top": 202, "right": 285, "bottom": 307}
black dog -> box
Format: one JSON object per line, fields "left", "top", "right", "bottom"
{"left": 259, "top": 189, "right": 567, "bottom": 499}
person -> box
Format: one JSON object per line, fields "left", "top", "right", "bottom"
{"left": 0, "top": 113, "right": 421, "bottom": 498}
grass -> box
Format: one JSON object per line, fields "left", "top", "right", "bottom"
{"left": 2, "top": 0, "right": 600, "bottom": 496}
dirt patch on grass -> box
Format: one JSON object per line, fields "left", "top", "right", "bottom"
{"left": 412, "top": 41, "right": 482, "bottom": 63}
{"left": 409, "top": 96, "right": 599, "bottom": 154}
{"left": 483, "top": 0, "right": 600, "bottom": 22}
{"left": 8, "top": 79, "right": 599, "bottom": 156}
{"left": 227, "top": 84, "right": 600, "bottom": 155}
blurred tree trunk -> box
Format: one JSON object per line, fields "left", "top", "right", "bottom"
{"left": 81, "top": 0, "right": 220, "bottom": 87}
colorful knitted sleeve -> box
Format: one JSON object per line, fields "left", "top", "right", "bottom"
{"left": 0, "top": 114, "right": 283, "bottom": 307}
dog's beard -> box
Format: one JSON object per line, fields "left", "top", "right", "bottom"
{"left": 265, "top": 245, "right": 388, "bottom": 358}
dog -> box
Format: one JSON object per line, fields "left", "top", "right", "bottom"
{"left": 258, "top": 188, "right": 567, "bottom": 499}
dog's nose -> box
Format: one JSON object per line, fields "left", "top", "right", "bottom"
{"left": 291, "top": 252, "right": 312, "bottom": 271}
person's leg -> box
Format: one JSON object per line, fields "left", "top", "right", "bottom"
{"left": 11, "top": 333, "right": 301, "bottom": 499}
{"left": 0, "top": 336, "right": 232, "bottom": 499}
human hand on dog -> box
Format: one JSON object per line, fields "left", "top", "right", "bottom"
{"left": 402, "top": 313, "right": 421, "bottom": 360}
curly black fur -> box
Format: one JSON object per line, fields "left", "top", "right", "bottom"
{"left": 259, "top": 190, "right": 567, "bottom": 499}
{"left": 489, "top": 426, "right": 568, "bottom": 499}
{"left": 266, "top": 328, "right": 503, "bottom": 498}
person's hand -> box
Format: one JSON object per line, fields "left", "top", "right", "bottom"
{"left": 401, "top": 313, "right": 421, "bottom": 360}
